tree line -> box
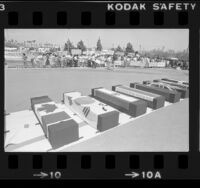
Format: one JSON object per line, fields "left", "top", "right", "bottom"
{"left": 63, "top": 38, "right": 136, "bottom": 53}
{"left": 64, "top": 38, "right": 103, "bottom": 52}
{"left": 6, "top": 37, "right": 188, "bottom": 61}
{"left": 141, "top": 48, "right": 189, "bottom": 61}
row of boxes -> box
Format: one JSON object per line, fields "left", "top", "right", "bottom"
{"left": 142, "top": 78, "right": 189, "bottom": 99}
{"left": 31, "top": 78, "right": 188, "bottom": 150}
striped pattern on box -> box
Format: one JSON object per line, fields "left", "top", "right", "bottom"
{"left": 161, "top": 78, "right": 189, "bottom": 86}
{"left": 63, "top": 91, "right": 119, "bottom": 131}
{"left": 130, "top": 83, "right": 181, "bottom": 103}
{"left": 112, "top": 85, "right": 165, "bottom": 109}
{"left": 152, "top": 79, "right": 189, "bottom": 98}
{"left": 91, "top": 87, "right": 147, "bottom": 117}
{"left": 155, "top": 79, "right": 189, "bottom": 89}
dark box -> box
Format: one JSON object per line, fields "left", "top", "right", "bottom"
{"left": 41, "top": 111, "right": 71, "bottom": 137}
{"left": 48, "top": 119, "right": 79, "bottom": 149}
{"left": 130, "top": 83, "right": 181, "bottom": 103}
{"left": 92, "top": 88, "right": 147, "bottom": 117}
{"left": 30, "top": 95, "right": 52, "bottom": 111}
{"left": 97, "top": 111, "right": 119, "bottom": 132}
{"left": 153, "top": 79, "right": 189, "bottom": 98}
{"left": 112, "top": 85, "right": 165, "bottom": 110}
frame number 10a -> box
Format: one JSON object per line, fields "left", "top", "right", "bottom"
{"left": 125, "top": 171, "right": 162, "bottom": 179}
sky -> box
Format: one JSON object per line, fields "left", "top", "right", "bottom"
{"left": 5, "top": 29, "right": 189, "bottom": 52}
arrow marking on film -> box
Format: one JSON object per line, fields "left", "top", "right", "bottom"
{"left": 33, "top": 172, "right": 48, "bottom": 179}
{"left": 124, "top": 171, "right": 140, "bottom": 179}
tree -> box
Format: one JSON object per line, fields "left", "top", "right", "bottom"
{"left": 77, "top": 40, "right": 86, "bottom": 51}
{"left": 125, "top": 42, "right": 134, "bottom": 53}
{"left": 113, "top": 53, "right": 118, "bottom": 61}
{"left": 116, "top": 45, "right": 123, "bottom": 52}
{"left": 64, "top": 39, "right": 74, "bottom": 52}
{"left": 29, "top": 47, "right": 35, "bottom": 51}
{"left": 96, "top": 38, "right": 102, "bottom": 51}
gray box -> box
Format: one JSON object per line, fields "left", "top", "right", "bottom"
{"left": 30, "top": 95, "right": 52, "bottom": 111}
{"left": 41, "top": 111, "right": 71, "bottom": 137}
{"left": 113, "top": 85, "right": 165, "bottom": 109}
{"left": 97, "top": 111, "right": 119, "bottom": 132}
{"left": 48, "top": 119, "right": 79, "bottom": 149}
{"left": 92, "top": 88, "right": 147, "bottom": 117}
{"left": 130, "top": 83, "right": 181, "bottom": 103}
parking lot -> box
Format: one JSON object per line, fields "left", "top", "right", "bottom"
{"left": 5, "top": 67, "right": 188, "bottom": 113}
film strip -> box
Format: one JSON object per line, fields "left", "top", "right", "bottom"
{"left": 0, "top": 0, "right": 199, "bottom": 180}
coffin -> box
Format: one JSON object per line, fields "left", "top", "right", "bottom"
{"left": 152, "top": 79, "right": 189, "bottom": 98}
{"left": 161, "top": 78, "right": 189, "bottom": 86}
{"left": 91, "top": 87, "right": 147, "bottom": 117}
{"left": 31, "top": 96, "right": 79, "bottom": 149}
{"left": 130, "top": 83, "right": 181, "bottom": 103}
{"left": 63, "top": 92, "right": 119, "bottom": 131}
{"left": 31, "top": 95, "right": 52, "bottom": 112}
{"left": 112, "top": 85, "right": 165, "bottom": 109}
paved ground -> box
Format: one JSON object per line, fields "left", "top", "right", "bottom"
{"left": 5, "top": 67, "right": 189, "bottom": 113}
{"left": 4, "top": 67, "right": 189, "bottom": 152}
{"left": 61, "top": 99, "right": 189, "bottom": 152}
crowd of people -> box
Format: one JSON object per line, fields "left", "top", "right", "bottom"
{"left": 5, "top": 46, "right": 189, "bottom": 70}
{"left": 19, "top": 51, "right": 188, "bottom": 70}
{"left": 22, "top": 52, "right": 110, "bottom": 68}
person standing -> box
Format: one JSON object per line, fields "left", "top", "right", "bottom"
{"left": 45, "top": 54, "right": 50, "bottom": 67}
{"left": 31, "top": 57, "right": 34, "bottom": 68}
{"left": 22, "top": 53, "right": 28, "bottom": 68}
